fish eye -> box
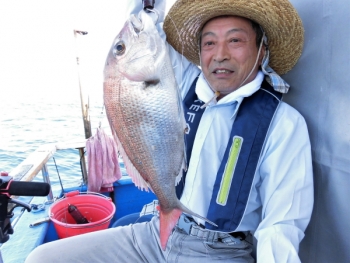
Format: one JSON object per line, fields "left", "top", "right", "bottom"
{"left": 113, "top": 41, "right": 126, "bottom": 56}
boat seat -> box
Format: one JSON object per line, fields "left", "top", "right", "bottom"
{"left": 112, "top": 213, "right": 153, "bottom": 227}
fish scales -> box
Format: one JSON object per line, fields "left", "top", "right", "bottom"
{"left": 104, "top": 63, "right": 183, "bottom": 189}
{"left": 103, "top": 11, "right": 216, "bottom": 250}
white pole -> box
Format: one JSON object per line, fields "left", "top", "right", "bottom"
{"left": 73, "top": 29, "right": 91, "bottom": 139}
{"left": 73, "top": 30, "right": 90, "bottom": 184}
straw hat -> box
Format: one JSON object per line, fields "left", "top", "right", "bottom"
{"left": 163, "top": 0, "right": 304, "bottom": 75}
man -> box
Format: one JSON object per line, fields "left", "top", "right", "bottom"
{"left": 25, "top": 0, "right": 313, "bottom": 262}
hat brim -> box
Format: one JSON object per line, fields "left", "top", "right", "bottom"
{"left": 163, "top": 0, "right": 304, "bottom": 75}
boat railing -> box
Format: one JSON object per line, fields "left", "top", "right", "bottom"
{"left": 7, "top": 140, "right": 87, "bottom": 210}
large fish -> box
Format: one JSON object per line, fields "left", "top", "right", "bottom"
{"left": 103, "top": 11, "right": 215, "bottom": 250}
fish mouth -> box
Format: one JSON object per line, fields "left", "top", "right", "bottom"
{"left": 130, "top": 14, "right": 143, "bottom": 33}
{"left": 145, "top": 79, "right": 160, "bottom": 86}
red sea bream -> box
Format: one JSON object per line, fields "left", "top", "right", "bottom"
{"left": 103, "top": 11, "right": 215, "bottom": 250}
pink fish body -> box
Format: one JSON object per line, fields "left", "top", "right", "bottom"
{"left": 103, "top": 11, "right": 215, "bottom": 250}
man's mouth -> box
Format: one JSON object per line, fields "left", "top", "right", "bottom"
{"left": 213, "top": 69, "right": 233, "bottom": 74}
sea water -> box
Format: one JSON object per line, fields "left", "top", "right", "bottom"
{"left": 0, "top": 93, "right": 110, "bottom": 193}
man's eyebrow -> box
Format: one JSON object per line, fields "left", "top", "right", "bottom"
{"left": 226, "top": 28, "right": 245, "bottom": 35}
{"left": 201, "top": 31, "right": 216, "bottom": 39}
{"left": 201, "top": 28, "right": 246, "bottom": 39}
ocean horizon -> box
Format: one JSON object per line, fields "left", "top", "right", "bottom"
{"left": 0, "top": 93, "right": 111, "bottom": 192}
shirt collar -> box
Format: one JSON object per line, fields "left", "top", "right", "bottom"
{"left": 195, "top": 71, "right": 265, "bottom": 107}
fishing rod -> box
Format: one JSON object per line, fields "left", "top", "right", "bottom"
{"left": 0, "top": 174, "right": 50, "bottom": 243}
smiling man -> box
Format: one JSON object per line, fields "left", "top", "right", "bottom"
{"left": 25, "top": 0, "right": 313, "bottom": 263}
{"left": 162, "top": 1, "right": 313, "bottom": 261}
{"left": 200, "top": 16, "right": 265, "bottom": 97}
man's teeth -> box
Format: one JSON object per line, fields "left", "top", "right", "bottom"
{"left": 215, "top": 69, "right": 230, "bottom": 73}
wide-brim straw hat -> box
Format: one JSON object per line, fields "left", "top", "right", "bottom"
{"left": 163, "top": 0, "right": 304, "bottom": 75}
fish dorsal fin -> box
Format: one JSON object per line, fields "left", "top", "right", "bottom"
{"left": 111, "top": 130, "right": 151, "bottom": 192}
{"left": 175, "top": 157, "right": 186, "bottom": 186}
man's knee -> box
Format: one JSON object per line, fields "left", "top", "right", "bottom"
{"left": 25, "top": 243, "right": 55, "bottom": 263}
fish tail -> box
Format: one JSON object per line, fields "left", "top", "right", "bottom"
{"left": 178, "top": 202, "right": 218, "bottom": 227}
{"left": 158, "top": 207, "right": 182, "bottom": 251}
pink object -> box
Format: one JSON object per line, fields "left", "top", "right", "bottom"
{"left": 86, "top": 128, "right": 122, "bottom": 192}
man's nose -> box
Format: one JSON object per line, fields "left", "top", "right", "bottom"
{"left": 214, "top": 43, "right": 230, "bottom": 62}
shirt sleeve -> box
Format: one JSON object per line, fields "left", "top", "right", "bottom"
{"left": 254, "top": 102, "right": 314, "bottom": 263}
{"left": 125, "top": 0, "right": 200, "bottom": 99}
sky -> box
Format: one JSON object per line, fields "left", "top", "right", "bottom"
{"left": 0, "top": 0, "right": 127, "bottom": 103}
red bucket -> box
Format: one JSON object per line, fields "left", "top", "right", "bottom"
{"left": 49, "top": 191, "right": 116, "bottom": 239}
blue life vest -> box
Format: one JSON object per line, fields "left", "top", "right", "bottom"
{"left": 178, "top": 77, "right": 282, "bottom": 231}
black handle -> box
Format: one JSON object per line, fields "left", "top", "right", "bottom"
{"left": 143, "top": 0, "right": 155, "bottom": 11}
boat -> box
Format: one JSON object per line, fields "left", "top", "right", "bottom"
{"left": 0, "top": 0, "right": 349, "bottom": 262}
{"left": 0, "top": 140, "right": 156, "bottom": 263}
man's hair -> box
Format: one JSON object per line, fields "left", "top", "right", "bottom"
{"left": 251, "top": 20, "right": 264, "bottom": 47}
{"left": 197, "top": 16, "right": 264, "bottom": 50}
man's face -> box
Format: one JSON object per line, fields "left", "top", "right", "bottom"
{"left": 200, "top": 16, "right": 264, "bottom": 98}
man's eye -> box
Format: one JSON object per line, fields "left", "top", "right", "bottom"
{"left": 230, "top": 38, "right": 240, "bottom": 43}
{"left": 204, "top": 41, "right": 214, "bottom": 46}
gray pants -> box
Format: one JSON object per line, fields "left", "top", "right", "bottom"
{"left": 25, "top": 216, "right": 254, "bottom": 263}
